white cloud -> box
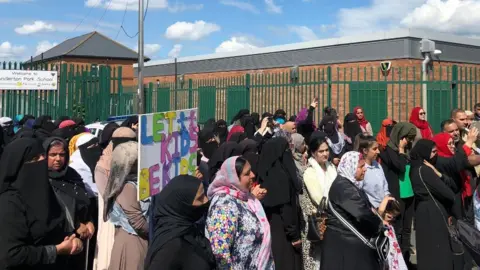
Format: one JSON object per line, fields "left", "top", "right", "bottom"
{"left": 320, "top": 24, "right": 336, "bottom": 33}
{"left": 85, "top": 0, "right": 168, "bottom": 11}
{"left": 0, "top": 41, "right": 27, "bottom": 60}
{"left": 288, "top": 26, "right": 318, "bottom": 41}
{"left": 265, "top": 0, "right": 282, "bottom": 14}
{"left": 165, "top": 20, "right": 220, "bottom": 41}
{"left": 35, "top": 40, "right": 58, "bottom": 55}
{"left": 15, "top": 20, "right": 55, "bottom": 35}
{"left": 336, "top": 0, "right": 424, "bottom": 36}
{"left": 135, "top": 43, "right": 161, "bottom": 57}
{"left": 335, "top": 0, "right": 480, "bottom": 36}
{"left": 168, "top": 44, "right": 183, "bottom": 58}
{"left": 220, "top": 0, "right": 259, "bottom": 14}
{"left": 167, "top": 2, "right": 203, "bottom": 12}
{"left": 401, "top": 0, "right": 480, "bottom": 34}
{"left": 0, "top": 0, "right": 33, "bottom": 3}
{"left": 216, "top": 35, "right": 260, "bottom": 53}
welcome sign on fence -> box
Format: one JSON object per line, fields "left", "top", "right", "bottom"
{"left": 138, "top": 108, "right": 198, "bottom": 200}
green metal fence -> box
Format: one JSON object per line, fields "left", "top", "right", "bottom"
{"left": 146, "top": 64, "right": 480, "bottom": 134}
{"left": 0, "top": 62, "right": 124, "bottom": 124}
{"left": 2, "top": 62, "right": 480, "bottom": 135}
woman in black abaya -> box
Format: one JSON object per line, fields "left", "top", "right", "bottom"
{"left": 207, "top": 141, "right": 241, "bottom": 183}
{"left": 144, "top": 175, "right": 215, "bottom": 270}
{"left": 258, "top": 137, "right": 303, "bottom": 270}
{"left": 0, "top": 138, "right": 83, "bottom": 269}
{"left": 214, "top": 120, "right": 228, "bottom": 145}
{"left": 409, "top": 139, "right": 457, "bottom": 270}
{"left": 319, "top": 115, "right": 346, "bottom": 165}
{"left": 343, "top": 113, "right": 363, "bottom": 151}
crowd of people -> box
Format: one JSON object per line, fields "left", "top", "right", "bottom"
{"left": 1, "top": 100, "right": 480, "bottom": 270}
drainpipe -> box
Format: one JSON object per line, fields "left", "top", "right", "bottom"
{"left": 421, "top": 53, "right": 431, "bottom": 121}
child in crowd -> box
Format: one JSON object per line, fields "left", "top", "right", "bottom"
{"left": 382, "top": 199, "right": 408, "bottom": 270}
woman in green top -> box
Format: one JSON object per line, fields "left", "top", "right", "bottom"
{"left": 378, "top": 122, "right": 417, "bottom": 267}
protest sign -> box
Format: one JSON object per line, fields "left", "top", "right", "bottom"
{"left": 138, "top": 108, "right": 198, "bottom": 201}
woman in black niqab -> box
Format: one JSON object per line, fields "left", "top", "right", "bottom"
{"left": 0, "top": 138, "right": 71, "bottom": 269}
{"left": 144, "top": 175, "right": 215, "bottom": 270}
{"left": 99, "top": 122, "right": 119, "bottom": 149}
{"left": 215, "top": 119, "right": 228, "bottom": 144}
{"left": 207, "top": 142, "right": 241, "bottom": 183}
{"left": 257, "top": 137, "right": 303, "bottom": 270}
{"left": 79, "top": 137, "right": 103, "bottom": 178}
{"left": 198, "top": 127, "right": 218, "bottom": 160}
{"left": 121, "top": 115, "right": 139, "bottom": 131}
{"left": 408, "top": 139, "right": 458, "bottom": 270}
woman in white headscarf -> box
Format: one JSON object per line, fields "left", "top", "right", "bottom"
{"left": 320, "top": 151, "right": 393, "bottom": 270}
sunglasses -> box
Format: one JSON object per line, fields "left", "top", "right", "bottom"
{"left": 419, "top": 112, "right": 426, "bottom": 115}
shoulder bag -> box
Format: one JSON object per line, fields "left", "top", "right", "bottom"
{"left": 418, "top": 167, "right": 464, "bottom": 255}
{"left": 328, "top": 200, "right": 389, "bottom": 263}
{"left": 307, "top": 196, "right": 328, "bottom": 242}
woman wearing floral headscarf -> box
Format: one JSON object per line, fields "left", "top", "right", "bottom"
{"left": 321, "top": 151, "right": 393, "bottom": 270}
{"left": 205, "top": 156, "right": 274, "bottom": 269}
{"left": 354, "top": 106, "right": 373, "bottom": 136}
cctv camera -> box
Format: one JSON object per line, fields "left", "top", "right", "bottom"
{"left": 433, "top": 49, "right": 442, "bottom": 55}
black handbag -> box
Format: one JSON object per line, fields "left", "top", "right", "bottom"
{"left": 328, "top": 201, "right": 389, "bottom": 262}
{"left": 307, "top": 196, "right": 327, "bottom": 242}
{"left": 418, "top": 167, "right": 464, "bottom": 255}
{"left": 457, "top": 219, "right": 480, "bottom": 265}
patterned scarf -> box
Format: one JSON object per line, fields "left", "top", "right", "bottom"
{"left": 207, "top": 156, "right": 272, "bottom": 269}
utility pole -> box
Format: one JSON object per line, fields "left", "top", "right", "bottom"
{"left": 137, "top": 0, "right": 145, "bottom": 114}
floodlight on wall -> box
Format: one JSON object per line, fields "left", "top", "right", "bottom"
{"left": 156, "top": 79, "right": 160, "bottom": 87}
{"left": 290, "top": 66, "right": 299, "bottom": 83}
{"left": 178, "top": 74, "right": 185, "bottom": 88}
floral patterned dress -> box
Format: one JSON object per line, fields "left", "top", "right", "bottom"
{"left": 205, "top": 193, "right": 275, "bottom": 270}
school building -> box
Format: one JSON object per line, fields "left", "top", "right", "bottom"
{"left": 135, "top": 29, "right": 480, "bottom": 132}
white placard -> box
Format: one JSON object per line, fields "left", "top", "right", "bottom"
{"left": 0, "top": 70, "right": 58, "bottom": 90}
{"left": 137, "top": 108, "right": 198, "bottom": 200}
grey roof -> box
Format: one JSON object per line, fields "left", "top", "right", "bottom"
{"left": 29, "top": 32, "right": 147, "bottom": 63}
{"left": 135, "top": 28, "right": 480, "bottom": 77}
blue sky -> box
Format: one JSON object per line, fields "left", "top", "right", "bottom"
{"left": 0, "top": 0, "right": 479, "bottom": 61}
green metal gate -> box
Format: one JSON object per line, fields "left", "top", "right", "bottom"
{"left": 349, "top": 81, "right": 388, "bottom": 135}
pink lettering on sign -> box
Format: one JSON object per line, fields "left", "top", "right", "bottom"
{"left": 148, "top": 164, "right": 160, "bottom": 196}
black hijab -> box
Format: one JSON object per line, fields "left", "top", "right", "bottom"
{"left": 99, "top": 122, "right": 120, "bottom": 149}
{"left": 320, "top": 115, "right": 339, "bottom": 143}
{"left": 72, "top": 117, "right": 85, "bottom": 126}
{"left": 409, "top": 139, "right": 436, "bottom": 168}
{"left": 207, "top": 142, "right": 241, "bottom": 182}
{"left": 0, "top": 138, "right": 65, "bottom": 235}
{"left": 239, "top": 139, "right": 257, "bottom": 154}
{"left": 43, "top": 137, "right": 90, "bottom": 206}
{"left": 204, "top": 118, "right": 216, "bottom": 130}
{"left": 79, "top": 137, "right": 103, "bottom": 179}
{"left": 198, "top": 127, "right": 218, "bottom": 160}
{"left": 215, "top": 119, "right": 228, "bottom": 144}
{"left": 344, "top": 113, "right": 362, "bottom": 140}
{"left": 240, "top": 115, "right": 256, "bottom": 139}
{"left": 258, "top": 137, "right": 302, "bottom": 207}
{"left": 251, "top": 112, "right": 260, "bottom": 129}
{"left": 34, "top": 115, "right": 55, "bottom": 133}
{"left": 121, "top": 115, "right": 139, "bottom": 130}
{"left": 231, "top": 109, "right": 249, "bottom": 124}
{"left": 243, "top": 152, "right": 259, "bottom": 178}
{"left": 145, "top": 175, "right": 215, "bottom": 268}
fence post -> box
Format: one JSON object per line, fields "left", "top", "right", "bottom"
{"left": 147, "top": 82, "right": 153, "bottom": 113}
{"left": 327, "top": 66, "right": 332, "bottom": 108}
{"left": 245, "top": 74, "right": 251, "bottom": 111}
{"left": 188, "top": 79, "right": 193, "bottom": 109}
{"left": 451, "top": 65, "right": 458, "bottom": 109}
{"left": 58, "top": 64, "right": 67, "bottom": 117}
{"left": 117, "top": 66, "right": 123, "bottom": 116}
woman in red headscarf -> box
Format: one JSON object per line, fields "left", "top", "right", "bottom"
{"left": 353, "top": 106, "right": 373, "bottom": 136}
{"left": 376, "top": 118, "right": 396, "bottom": 151}
{"left": 409, "top": 107, "right": 433, "bottom": 145}
{"left": 432, "top": 132, "right": 474, "bottom": 219}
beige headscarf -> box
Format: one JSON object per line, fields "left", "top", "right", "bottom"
{"left": 96, "top": 127, "right": 136, "bottom": 174}
{"left": 103, "top": 141, "right": 138, "bottom": 221}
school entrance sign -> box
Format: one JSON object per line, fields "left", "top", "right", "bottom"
{"left": 0, "top": 70, "right": 57, "bottom": 90}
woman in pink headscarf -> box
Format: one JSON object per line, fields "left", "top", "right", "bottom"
{"left": 205, "top": 156, "right": 274, "bottom": 269}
